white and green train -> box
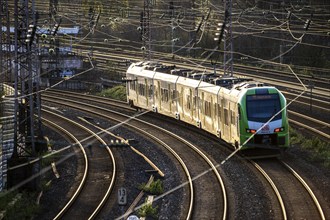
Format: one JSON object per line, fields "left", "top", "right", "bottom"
{"left": 126, "top": 61, "right": 289, "bottom": 150}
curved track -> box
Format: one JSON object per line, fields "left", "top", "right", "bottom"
{"left": 41, "top": 109, "right": 116, "bottom": 219}
{"left": 43, "top": 90, "right": 228, "bottom": 219}
{"left": 43, "top": 89, "right": 329, "bottom": 141}
{"left": 252, "top": 158, "right": 326, "bottom": 220}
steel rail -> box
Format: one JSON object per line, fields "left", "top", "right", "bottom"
{"left": 42, "top": 109, "right": 116, "bottom": 219}
{"left": 41, "top": 117, "right": 89, "bottom": 220}
{"left": 251, "top": 161, "right": 287, "bottom": 220}
{"left": 44, "top": 94, "right": 227, "bottom": 219}
{"left": 280, "top": 161, "right": 326, "bottom": 220}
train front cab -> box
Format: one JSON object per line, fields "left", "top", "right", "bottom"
{"left": 238, "top": 88, "right": 289, "bottom": 150}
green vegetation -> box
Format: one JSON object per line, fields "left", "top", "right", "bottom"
{"left": 97, "top": 85, "right": 126, "bottom": 101}
{"left": 138, "top": 199, "right": 158, "bottom": 219}
{"left": 0, "top": 191, "right": 40, "bottom": 219}
{"left": 290, "top": 127, "right": 330, "bottom": 168}
{"left": 139, "top": 179, "right": 164, "bottom": 195}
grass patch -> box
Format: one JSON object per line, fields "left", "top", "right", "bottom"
{"left": 139, "top": 179, "right": 164, "bottom": 195}
{"left": 0, "top": 191, "right": 40, "bottom": 219}
{"left": 97, "top": 85, "right": 126, "bottom": 101}
{"left": 290, "top": 127, "right": 330, "bottom": 168}
{"left": 138, "top": 199, "right": 158, "bottom": 219}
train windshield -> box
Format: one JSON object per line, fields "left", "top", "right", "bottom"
{"left": 246, "top": 94, "right": 281, "bottom": 123}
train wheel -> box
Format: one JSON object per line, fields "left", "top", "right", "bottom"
{"left": 128, "top": 100, "right": 138, "bottom": 111}
{"left": 234, "top": 141, "right": 239, "bottom": 149}
{"left": 217, "top": 130, "right": 221, "bottom": 139}
{"left": 128, "top": 99, "right": 134, "bottom": 108}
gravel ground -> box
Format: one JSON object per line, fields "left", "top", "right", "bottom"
{"left": 36, "top": 108, "right": 185, "bottom": 220}
{"left": 36, "top": 107, "right": 329, "bottom": 220}
{"left": 36, "top": 125, "right": 77, "bottom": 219}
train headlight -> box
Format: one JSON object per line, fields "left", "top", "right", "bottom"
{"left": 246, "top": 129, "right": 256, "bottom": 134}
{"left": 274, "top": 127, "right": 284, "bottom": 132}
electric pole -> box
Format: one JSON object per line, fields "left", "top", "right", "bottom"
{"left": 0, "top": 0, "right": 12, "bottom": 83}
{"left": 8, "top": 0, "right": 43, "bottom": 190}
{"left": 142, "top": 0, "right": 152, "bottom": 61}
{"left": 223, "top": 0, "right": 233, "bottom": 76}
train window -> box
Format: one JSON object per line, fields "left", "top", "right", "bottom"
{"left": 171, "top": 90, "right": 177, "bottom": 102}
{"left": 187, "top": 95, "right": 191, "bottom": 109}
{"left": 246, "top": 94, "right": 281, "bottom": 122}
{"left": 129, "top": 81, "right": 136, "bottom": 91}
{"left": 161, "top": 88, "right": 164, "bottom": 101}
{"left": 180, "top": 88, "right": 184, "bottom": 106}
{"left": 164, "top": 89, "right": 169, "bottom": 102}
{"left": 238, "top": 105, "right": 241, "bottom": 120}
{"left": 138, "top": 84, "right": 146, "bottom": 96}
{"left": 161, "top": 88, "right": 169, "bottom": 102}
{"left": 222, "top": 98, "right": 226, "bottom": 108}
{"left": 214, "top": 104, "right": 217, "bottom": 117}
{"left": 205, "top": 101, "right": 211, "bottom": 117}
{"left": 149, "top": 85, "right": 153, "bottom": 97}
{"left": 217, "top": 104, "right": 221, "bottom": 120}
{"left": 198, "top": 97, "right": 202, "bottom": 110}
{"left": 224, "top": 109, "right": 229, "bottom": 125}
{"left": 172, "top": 90, "right": 179, "bottom": 101}
{"left": 231, "top": 111, "right": 235, "bottom": 125}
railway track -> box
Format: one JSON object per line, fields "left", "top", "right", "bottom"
{"left": 42, "top": 88, "right": 323, "bottom": 219}
{"left": 252, "top": 158, "right": 326, "bottom": 220}
{"left": 42, "top": 90, "right": 228, "bottom": 219}
{"left": 43, "top": 89, "right": 330, "bottom": 141}
{"left": 41, "top": 109, "right": 116, "bottom": 219}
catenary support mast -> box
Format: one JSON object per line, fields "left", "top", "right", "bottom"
{"left": 223, "top": 0, "right": 233, "bottom": 76}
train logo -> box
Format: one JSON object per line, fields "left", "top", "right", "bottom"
{"left": 261, "top": 124, "right": 270, "bottom": 132}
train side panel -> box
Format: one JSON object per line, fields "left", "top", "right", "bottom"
{"left": 176, "top": 77, "right": 201, "bottom": 124}
{"left": 153, "top": 72, "right": 179, "bottom": 117}
{"left": 197, "top": 85, "right": 220, "bottom": 136}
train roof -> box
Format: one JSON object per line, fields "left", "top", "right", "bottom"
{"left": 153, "top": 72, "right": 179, "bottom": 83}
{"left": 127, "top": 61, "right": 276, "bottom": 99}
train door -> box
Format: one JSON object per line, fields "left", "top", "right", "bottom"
{"left": 223, "top": 99, "right": 230, "bottom": 142}
{"left": 157, "top": 81, "right": 161, "bottom": 111}
{"left": 187, "top": 88, "right": 193, "bottom": 121}
{"left": 211, "top": 96, "right": 214, "bottom": 131}
{"left": 219, "top": 97, "right": 224, "bottom": 139}
{"left": 230, "top": 102, "right": 236, "bottom": 144}
{"left": 169, "top": 84, "right": 172, "bottom": 112}
{"left": 216, "top": 102, "right": 221, "bottom": 137}
{"left": 145, "top": 79, "right": 149, "bottom": 106}
{"left": 136, "top": 78, "right": 139, "bottom": 105}
{"left": 148, "top": 79, "right": 153, "bottom": 109}
{"left": 180, "top": 87, "right": 184, "bottom": 118}
{"left": 201, "top": 92, "right": 205, "bottom": 127}
{"left": 237, "top": 104, "right": 241, "bottom": 145}
{"left": 230, "top": 102, "right": 240, "bottom": 147}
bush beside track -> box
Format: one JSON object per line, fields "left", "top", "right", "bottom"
{"left": 96, "top": 85, "right": 126, "bottom": 101}
{"left": 290, "top": 127, "right": 330, "bottom": 168}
